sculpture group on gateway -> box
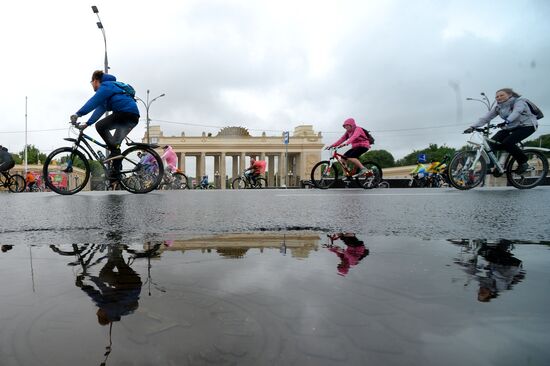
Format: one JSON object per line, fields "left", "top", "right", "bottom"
{"left": 146, "top": 125, "right": 324, "bottom": 188}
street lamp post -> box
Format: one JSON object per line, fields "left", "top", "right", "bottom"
{"left": 136, "top": 90, "right": 166, "bottom": 143}
{"left": 466, "top": 92, "right": 494, "bottom": 112}
{"left": 91, "top": 6, "right": 108, "bottom": 73}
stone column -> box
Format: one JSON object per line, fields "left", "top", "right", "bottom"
{"left": 232, "top": 155, "right": 239, "bottom": 179}
{"left": 195, "top": 155, "right": 200, "bottom": 183}
{"left": 268, "top": 155, "right": 275, "bottom": 187}
{"left": 278, "top": 153, "right": 285, "bottom": 187}
{"left": 220, "top": 152, "right": 226, "bottom": 190}
{"left": 240, "top": 152, "right": 246, "bottom": 172}
{"left": 200, "top": 152, "right": 206, "bottom": 178}
{"left": 179, "top": 152, "right": 186, "bottom": 173}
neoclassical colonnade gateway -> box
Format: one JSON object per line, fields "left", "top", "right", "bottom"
{"left": 146, "top": 125, "right": 324, "bottom": 188}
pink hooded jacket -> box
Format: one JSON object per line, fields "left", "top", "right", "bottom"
{"left": 330, "top": 118, "right": 370, "bottom": 149}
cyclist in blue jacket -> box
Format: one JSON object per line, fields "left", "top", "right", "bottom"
{"left": 70, "top": 70, "right": 140, "bottom": 175}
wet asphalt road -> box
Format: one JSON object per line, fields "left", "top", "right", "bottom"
{"left": 1, "top": 187, "right": 549, "bottom": 244}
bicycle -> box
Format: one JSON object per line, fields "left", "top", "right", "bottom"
{"left": 26, "top": 182, "right": 43, "bottom": 192}
{"left": 232, "top": 170, "right": 267, "bottom": 189}
{"left": 310, "top": 147, "right": 383, "bottom": 189}
{"left": 159, "top": 168, "right": 189, "bottom": 190}
{"left": 0, "top": 170, "right": 26, "bottom": 192}
{"left": 448, "top": 124, "right": 549, "bottom": 190}
{"left": 43, "top": 121, "right": 165, "bottom": 195}
{"left": 195, "top": 175, "right": 216, "bottom": 189}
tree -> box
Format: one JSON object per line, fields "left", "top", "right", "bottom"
{"left": 360, "top": 149, "right": 395, "bottom": 168}
{"left": 524, "top": 134, "right": 550, "bottom": 149}
{"left": 395, "top": 143, "right": 456, "bottom": 166}
{"left": 18, "top": 145, "right": 47, "bottom": 164}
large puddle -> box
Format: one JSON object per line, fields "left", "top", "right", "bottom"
{"left": 1, "top": 233, "right": 549, "bottom": 365}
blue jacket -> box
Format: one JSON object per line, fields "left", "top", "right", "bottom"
{"left": 76, "top": 74, "right": 140, "bottom": 125}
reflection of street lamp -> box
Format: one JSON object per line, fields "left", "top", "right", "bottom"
{"left": 91, "top": 6, "right": 108, "bottom": 73}
{"left": 136, "top": 90, "right": 166, "bottom": 143}
{"left": 214, "top": 170, "right": 220, "bottom": 189}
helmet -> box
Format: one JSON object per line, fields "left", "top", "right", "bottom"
{"left": 417, "top": 153, "right": 427, "bottom": 164}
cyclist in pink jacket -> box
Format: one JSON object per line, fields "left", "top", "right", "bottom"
{"left": 161, "top": 145, "right": 178, "bottom": 173}
{"left": 328, "top": 118, "right": 371, "bottom": 177}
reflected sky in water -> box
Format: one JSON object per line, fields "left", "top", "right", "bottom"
{"left": 1, "top": 233, "right": 550, "bottom": 366}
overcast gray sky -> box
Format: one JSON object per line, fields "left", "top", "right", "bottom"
{"left": 1, "top": 0, "right": 549, "bottom": 160}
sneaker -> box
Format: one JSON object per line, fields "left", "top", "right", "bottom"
{"left": 352, "top": 167, "right": 369, "bottom": 178}
{"left": 514, "top": 163, "right": 530, "bottom": 175}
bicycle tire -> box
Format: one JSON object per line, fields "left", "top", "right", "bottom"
{"left": 356, "top": 161, "right": 382, "bottom": 189}
{"left": 232, "top": 177, "right": 248, "bottom": 189}
{"left": 8, "top": 174, "right": 26, "bottom": 193}
{"left": 310, "top": 160, "right": 338, "bottom": 189}
{"left": 448, "top": 150, "right": 487, "bottom": 190}
{"left": 43, "top": 147, "right": 90, "bottom": 195}
{"left": 172, "top": 172, "right": 189, "bottom": 189}
{"left": 506, "top": 149, "right": 549, "bottom": 189}
{"left": 118, "top": 146, "right": 164, "bottom": 194}
{"left": 254, "top": 178, "right": 267, "bottom": 188}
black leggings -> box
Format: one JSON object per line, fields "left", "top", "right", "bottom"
{"left": 488, "top": 126, "right": 536, "bottom": 164}
{"left": 95, "top": 112, "right": 139, "bottom": 151}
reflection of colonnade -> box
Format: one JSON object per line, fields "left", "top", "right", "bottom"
{"left": 146, "top": 125, "right": 324, "bottom": 188}
{"left": 159, "top": 233, "right": 321, "bottom": 259}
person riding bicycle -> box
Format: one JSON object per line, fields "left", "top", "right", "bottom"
{"left": 199, "top": 175, "right": 209, "bottom": 188}
{"left": 327, "top": 118, "right": 371, "bottom": 177}
{"left": 325, "top": 233, "right": 369, "bottom": 276}
{"left": 25, "top": 171, "right": 36, "bottom": 191}
{"left": 161, "top": 145, "right": 178, "bottom": 173}
{"left": 245, "top": 158, "right": 266, "bottom": 185}
{"left": 464, "top": 88, "right": 538, "bottom": 174}
{"left": 70, "top": 70, "right": 140, "bottom": 177}
{"left": 0, "top": 146, "right": 15, "bottom": 172}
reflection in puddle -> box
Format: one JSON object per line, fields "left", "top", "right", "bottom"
{"left": 2, "top": 234, "right": 550, "bottom": 365}
{"left": 323, "top": 233, "right": 369, "bottom": 276}
{"left": 449, "top": 239, "right": 526, "bottom": 302}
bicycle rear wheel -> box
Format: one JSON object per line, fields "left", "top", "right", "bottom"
{"left": 448, "top": 151, "right": 486, "bottom": 190}
{"left": 310, "top": 160, "right": 338, "bottom": 189}
{"left": 118, "top": 146, "right": 164, "bottom": 194}
{"left": 8, "top": 174, "right": 26, "bottom": 193}
{"left": 506, "top": 149, "right": 548, "bottom": 189}
{"left": 254, "top": 178, "right": 267, "bottom": 188}
{"left": 43, "top": 147, "right": 90, "bottom": 195}
{"left": 232, "top": 177, "right": 247, "bottom": 189}
{"left": 356, "top": 161, "right": 382, "bottom": 189}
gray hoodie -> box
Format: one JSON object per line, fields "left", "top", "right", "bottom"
{"left": 472, "top": 97, "right": 538, "bottom": 130}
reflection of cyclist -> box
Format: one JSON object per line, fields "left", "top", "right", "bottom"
{"left": 326, "top": 118, "right": 371, "bottom": 178}
{"left": 161, "top": 145, "right": 178, "bottom": 173}
{"left": 464, "top": 88, "right": 538, "bottom": 174}
{"left": 199, "top": 175, "right": 209, "bottom": 188}
{"left": 76, "top": 246, "right": 142, "bottom": 325}
{"left": 245, "top": 158, "right": 266, "bottom": 185}
{"left": 26, "top": 171, "right": 36, "bottom": 191}
{"left": 325, "top": 233, "right": 369, "bottom": 276}
{"left": 70, "top": 70, "right": 140, "bottom": 176}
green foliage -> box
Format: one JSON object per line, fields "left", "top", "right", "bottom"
{"left": 89, "top": 160, "right": 104, "bottom": 177}
{"left": 524, "top": 134, "right": 550, "bottom": 149}
{"left": 11, "top": 154, "right": 22, "bottom": 164}
{"left": 395, "top": 143, "right": 456, "bottom": 166}
{"left": 17, "top": 145, "right": 47, "bottom": 164}
{"left": 360, "top": 149, "right": 395, "bottom": 168}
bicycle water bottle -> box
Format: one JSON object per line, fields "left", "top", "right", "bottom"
{"left": 97, "top": 150, "right": 105, "bottom": 160}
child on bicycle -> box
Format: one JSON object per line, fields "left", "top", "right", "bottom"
{"left": 26, "top": 171, "right": 37, "bottom": 191}
{"left": 161, "top": 145, "right": 178, "bottom": 173}
{"left": 327, "top": 118, "right": 371, "bottom": 177}
{"left": 464, "top": 88, "right": 538, "bottom": 174}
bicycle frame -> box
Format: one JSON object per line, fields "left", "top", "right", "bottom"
{"left": 466, "top": 128, "right": 509, "bottom": 175}
{"left": 327, "top": 148, "right": 357, "bottom": 176}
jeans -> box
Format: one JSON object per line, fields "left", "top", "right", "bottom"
{"left": 96, "top": 112, "right": 139, "bottom": 172}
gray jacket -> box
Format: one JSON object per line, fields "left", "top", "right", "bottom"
{"left": 472, "top": 97, "right": 538, "bottom": 130}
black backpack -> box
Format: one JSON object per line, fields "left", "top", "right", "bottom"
{"left": 515, "top": 98, "right": 544, "bottom": 120}
{"left": 361, "top": 128, "right": 375, "bottom": 145}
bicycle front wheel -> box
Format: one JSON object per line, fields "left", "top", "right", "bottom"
{"left": 8, "top": 174, "right": 26, "bottom": 193}
{"left": 172, "top": 172, "right": 189, "bottom": 189}
{"left": 448, "top": 151, "right": 487, "bottom": 190}
{"left": 310, "top": 160, "right": 338, "bottom": 189}
{"left": 118, "top": 146, "right": 164, "bottom": 194}
{"left": 356, "top": 161, "right": 382, "bottom": 189}
{"left": 506, "top": 149, "right": 549, "bottom": 189}
{"left": 43, "top": 148, "right": 90, "bottom": 195}
{"left": 232, "top": 177, "right": 247, "bottom": 189}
